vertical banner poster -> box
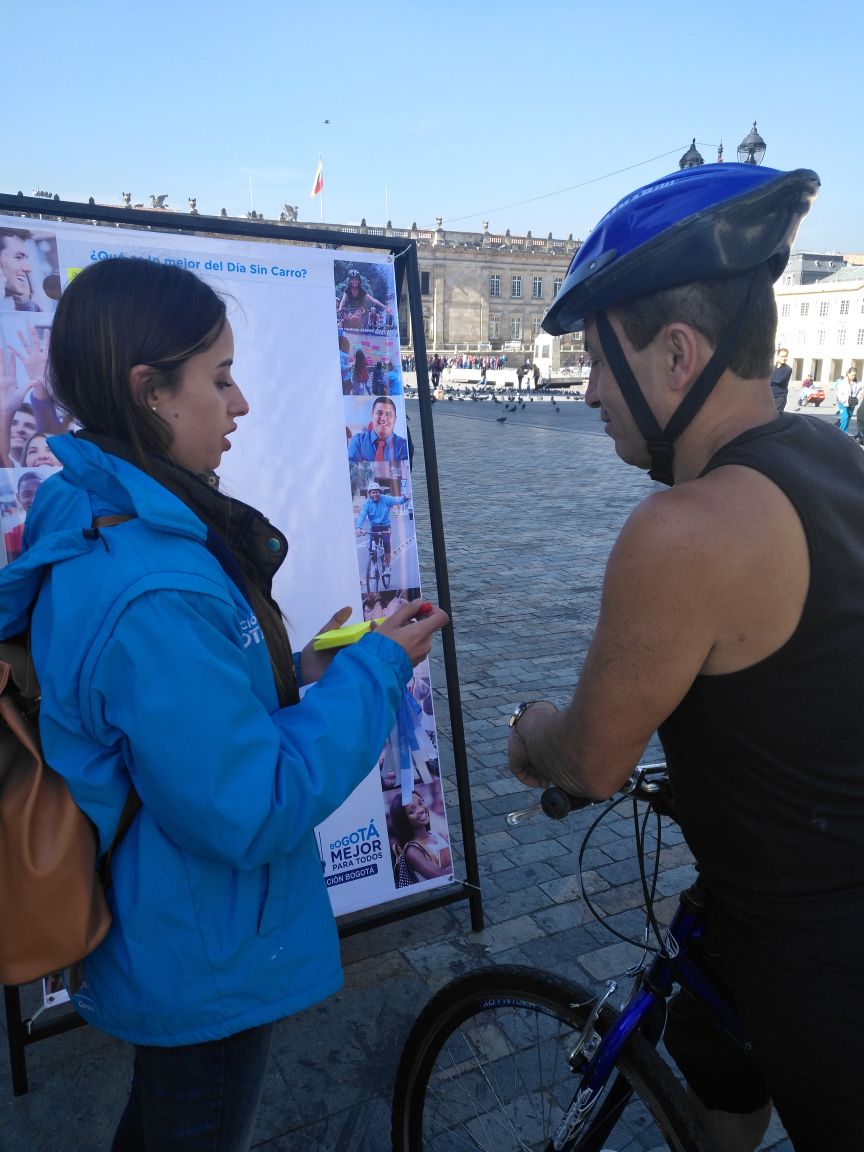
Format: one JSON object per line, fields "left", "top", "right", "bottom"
{"left": 0, "top": 217, "right": 454, "bottom": 917}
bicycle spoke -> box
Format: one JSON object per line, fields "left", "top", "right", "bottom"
{"left": 419, "top": 1004, "right": 576, "bottom": 1150}
{"left": 393, "top": 968, "right": 705, "bottom": 1152}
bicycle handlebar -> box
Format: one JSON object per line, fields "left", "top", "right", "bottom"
{"left": 506, "top": 762, "right": 673, "bottom": 827}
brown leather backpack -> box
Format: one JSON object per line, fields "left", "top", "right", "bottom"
{"left": 0, "top": 637, "right": 139, "bottom": 987}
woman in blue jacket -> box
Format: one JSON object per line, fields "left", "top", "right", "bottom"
{"left": 0, "top": 257, "right": 447, "bottom": 1151}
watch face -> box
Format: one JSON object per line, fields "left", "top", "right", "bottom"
{"left": 510, "top": 703, "right": 528, "bottom": 726}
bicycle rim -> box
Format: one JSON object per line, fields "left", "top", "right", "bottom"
{"left": 392, "top": 966, "right": 705, "bottom": 1152}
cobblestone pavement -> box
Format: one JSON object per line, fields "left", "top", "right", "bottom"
{"left": 1, "top": 395, "right": 792, "bottom": 1150}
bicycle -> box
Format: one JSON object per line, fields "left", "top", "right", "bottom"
{"left": 391, "top": 763, "right": 748, "bottom": 1151}
{"left": 361, "top": 528, "right": 391, "bottom": 595}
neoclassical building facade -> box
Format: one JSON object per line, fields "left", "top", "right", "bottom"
{"left": 774, "top": 265, "right": 864, "bottom": 385}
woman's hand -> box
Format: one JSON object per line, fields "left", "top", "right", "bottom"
{"left": 373, "top": 599, "right": 448, "bottom": 666}
{"left": 299, "top": 605, "right": 353, "bottom": 685}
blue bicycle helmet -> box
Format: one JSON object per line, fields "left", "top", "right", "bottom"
{"left": 542, "top": 163, "right": 820, "bottom": 484}
{"left": 543, "top": 164, "right": 819, "bottom": 336}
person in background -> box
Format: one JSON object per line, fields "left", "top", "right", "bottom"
{"left": 0, "top": 229, "right": 41, "bottom": 311}
{"left": 1, "top": 323, "right": 66, "bottom": 466}
{"left": 351, "top": 348, "right": 370, "bottom": 395}
{"left": 385, "top": 360, "right": 403, "bottom": 396}
{"left": 23, "top": 432, "right": 61, "bottom": 469}
{"left": 2, "top": 470, "right": 42, "bottom": 562}
{"left": 0, "top": 256, "right": 447, "bottom": 1152}
{"left": 835, "top": 365, "right": 861, "bottom": 433}
{"left": 769, "top": 347, "right": 792, "bottom": 413}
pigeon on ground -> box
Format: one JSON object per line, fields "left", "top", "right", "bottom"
{"left": 496, "top": 416, "right": 507, "bottom": 424}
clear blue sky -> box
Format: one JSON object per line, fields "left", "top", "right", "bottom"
{"left": 6, "top": 0, "right": 863, "bottom": 252}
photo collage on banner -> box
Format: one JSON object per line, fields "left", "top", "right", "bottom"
{"left": 326, "top": 258, "right": 453, "bottom": 906}
{"left": 2, "top": 225, "right": 73, "bottom": 1008}
{"left": 1, "top": 225, "right": 65, "bottom": 569}
{"left": 0, "top": 215, "right": 455, "bottom": 925}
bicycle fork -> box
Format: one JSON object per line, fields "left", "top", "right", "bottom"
{"left": 552, "top": 980, "right": 657, "bottom": 1150}
{"left": 553, "top": 890, "right": 709, "bottom": 1150}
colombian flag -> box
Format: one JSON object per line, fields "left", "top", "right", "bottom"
{"left": 310, "top": 159, "right": 324, "bottom": 198}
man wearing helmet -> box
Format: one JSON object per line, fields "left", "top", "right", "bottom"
{"left": 507, "top": 164, "right": 863, "bottom": 1150}
{"left": 355, "top": 481, "right": 409, "bottom": 573}
{"left": 336, "top": 267, "right": 391, "bottom": 329}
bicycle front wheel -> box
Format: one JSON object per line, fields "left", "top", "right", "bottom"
{"left": 392, "top": 965, "right": 706, "bottom": 1152}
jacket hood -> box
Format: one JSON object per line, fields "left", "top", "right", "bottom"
{"left": 0, "top": 434, "right": 206, "bottom": 638}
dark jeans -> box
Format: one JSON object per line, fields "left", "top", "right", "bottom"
{"left": 111, "top": 1023, "right": 274, "bottom": 1152}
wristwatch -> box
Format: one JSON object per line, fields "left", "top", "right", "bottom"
{"left": 509, "top": 701, "right": 536, "bottom": 745}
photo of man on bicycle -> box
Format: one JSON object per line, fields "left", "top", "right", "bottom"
{"left": 506, "top": 163, "right": 864, "bottom": 1151}
{"left": 355, "top": 480, "right": 408, "bottom": 577}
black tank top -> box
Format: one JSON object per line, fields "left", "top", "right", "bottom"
{"left": 659, "top": 414, "right": 864, "bottom": 923}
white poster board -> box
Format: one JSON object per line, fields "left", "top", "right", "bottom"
{"left": 0, "top": 215, "right": 454, "bottom": 918}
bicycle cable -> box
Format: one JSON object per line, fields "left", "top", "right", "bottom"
{"left": 577, "top": 790, "right": 678, "bottom": 960}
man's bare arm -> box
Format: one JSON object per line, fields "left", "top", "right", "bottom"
{"left": 509, "top": 469, "right": 809, "bottom": 798}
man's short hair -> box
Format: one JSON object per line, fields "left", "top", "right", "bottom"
{"left": 372, "top": 395, "right": 396, "bottom": 413}
{"left": 613, "top": 265, "right": 777, "bottom": 380}
{"left": 0, "top": 228, "right": 32, "bottom": 248}
{"left": 17, "top": 471, "right": 41, "bottom": 494}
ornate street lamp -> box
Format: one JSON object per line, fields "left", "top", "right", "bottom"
{"left": 737, "top": 121, "right": 766, "bottom": 165}
{"left": 679, "top": 139, "right": 704, "bottom": 169}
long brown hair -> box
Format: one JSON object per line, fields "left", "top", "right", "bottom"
{"left": 50, "top": 258, "right": 296, "bottom": 704}
{"left": 49, "top": 258, "right": 227, "bottom": 471}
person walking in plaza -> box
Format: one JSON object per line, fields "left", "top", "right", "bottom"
{"left": 0, "top": 257, "right": 447, "bottom": 1152}
{"left": 835, "top": 365, "right": 861, "bottom": 433}
{"left": 508, "top": 162, "right": 864, "bottom": 1151}
{"left": 769, "top": 346, "right": 792, "bottom": 413}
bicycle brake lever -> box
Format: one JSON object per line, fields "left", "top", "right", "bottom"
{"left": 505, "top": 802, "right": 543, "bottom": 827}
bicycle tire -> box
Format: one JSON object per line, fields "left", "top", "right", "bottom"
{"left": 392, "top": 965, "right": 707, "bottom": 1152}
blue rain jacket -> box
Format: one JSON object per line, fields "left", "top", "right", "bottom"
{"left": 0, "top": 435, "right": 412, "bottom": 1045}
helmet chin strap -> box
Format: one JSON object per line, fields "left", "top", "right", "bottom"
{"left": 595, "top": 271, "right": 760, "bottom": 486}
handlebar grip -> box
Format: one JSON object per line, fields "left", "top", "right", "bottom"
{"left": 540, "top": 787, "right": 593, "bottom": 820}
